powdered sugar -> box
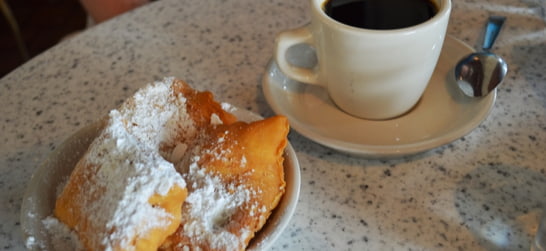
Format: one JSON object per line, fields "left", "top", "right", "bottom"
{"left": 221, "top": 102, "right": 236, "bottom": 114}
{"left": 115, "top": 77, "right": 195, "bottom": 158}
{"left": 210, "top": 113, "right": 223, "bottom": 125}
{"left": 181, "top": 158, "right": 254, "bottom": 250}
{"left": 172, "top": 122, "right": 267, "bottom": 250}
{"left": 91, "top": 78, "right": 192, "bottom": 249}
{"left": 50, "top": 78, "right": 194, "bottom": 250}
{"left": 33, "top": 78, "right": 281, "bottom": 251}
{"left": 42, "top": 216, "right": 84, "bottom": 251}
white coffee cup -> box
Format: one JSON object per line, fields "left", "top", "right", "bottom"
{"left": 275, "top": 0, "right": 451, "bottom": 120}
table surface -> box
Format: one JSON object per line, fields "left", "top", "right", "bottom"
{"left": 1, "top": 0, "right": 545, "bottom": 250}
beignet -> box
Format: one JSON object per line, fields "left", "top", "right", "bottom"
{"left": 53, "top": 77, "right": 288, "bottom": 251}
{"left": 160, "top": 116, "right": 289, "bottom": 251}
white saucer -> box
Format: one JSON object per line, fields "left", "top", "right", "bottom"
{"left": 262, "top": 36, "right": 496, "bottom": 158}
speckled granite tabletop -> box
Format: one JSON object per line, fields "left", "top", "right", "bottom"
{"left": 1, "top": 0, "right": 545, "bottom": 250}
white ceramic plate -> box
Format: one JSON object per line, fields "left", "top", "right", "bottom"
{"left": 262, "top": 36, "right": 496, "bottom": 158}
{"left": 20, "top": 107, "right": 300, "bottom": 251}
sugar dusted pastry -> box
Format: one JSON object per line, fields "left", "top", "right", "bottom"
{"left": 54, "top": 77, "right": 236, "bottom": 251}
{"left": 160, "top": 116, "right": 289, "bottom": 251}
{"left": 53, "top": 77, "right": 289, "bottom": 251}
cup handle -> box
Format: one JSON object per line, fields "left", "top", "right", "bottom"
{"left": 275, "top": 25, "right": 321, "bottom": 85}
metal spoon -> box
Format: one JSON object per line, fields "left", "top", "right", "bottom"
{"left": 454, "top": 16, "right": 508, "bottom": 97}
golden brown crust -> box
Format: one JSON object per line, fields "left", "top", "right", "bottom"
{"left": 161, "top": 116, "right": 289, "bottom": 251}
{"left": 54, "top": 78, "right": 193, "bottom": 251}
{"left": 54, "top": 151, "right": 188, "bottom": 251}
{"left": 172, "top": 79, "right": 237, "bottom": 128}
{"left": 53, "top": 78, "right": 288, "bottom": 251}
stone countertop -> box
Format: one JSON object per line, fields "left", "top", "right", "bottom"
{"left": 1, "top": 0, "right": 545, "bottom": 250}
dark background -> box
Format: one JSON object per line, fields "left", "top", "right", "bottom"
{"left": 1, "top": 0, "right": 87, "bottom": 77}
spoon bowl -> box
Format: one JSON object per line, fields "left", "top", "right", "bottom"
{"left": 455, "top": 51, "right": 508, "bottom": 97}
{"left": 454, "top": 16, "right": 508, "bottom": 97}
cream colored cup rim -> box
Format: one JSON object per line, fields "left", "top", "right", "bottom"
{"left": 312, "top": 0, "right": 452, "bottom": 35}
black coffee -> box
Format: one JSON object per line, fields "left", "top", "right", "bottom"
{"left": 323, "top": 0, "right": 438, "bottom": 30}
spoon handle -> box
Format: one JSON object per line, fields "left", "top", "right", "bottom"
{"left": 482, "top": 16, "right": 506, "bottom": 51}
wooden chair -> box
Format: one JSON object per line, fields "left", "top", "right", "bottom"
{"left": 0, "top": 0, "right": 29, "bottom": 61}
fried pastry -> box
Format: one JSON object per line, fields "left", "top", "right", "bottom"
{"left": 53, "top": 77, "right": 288, "bottom": 251}
{"left": 54, "top": 78, "right": 236, "bottom": 251}
{"left": 160, "top": 115, "right": 289, "bottom": 251}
